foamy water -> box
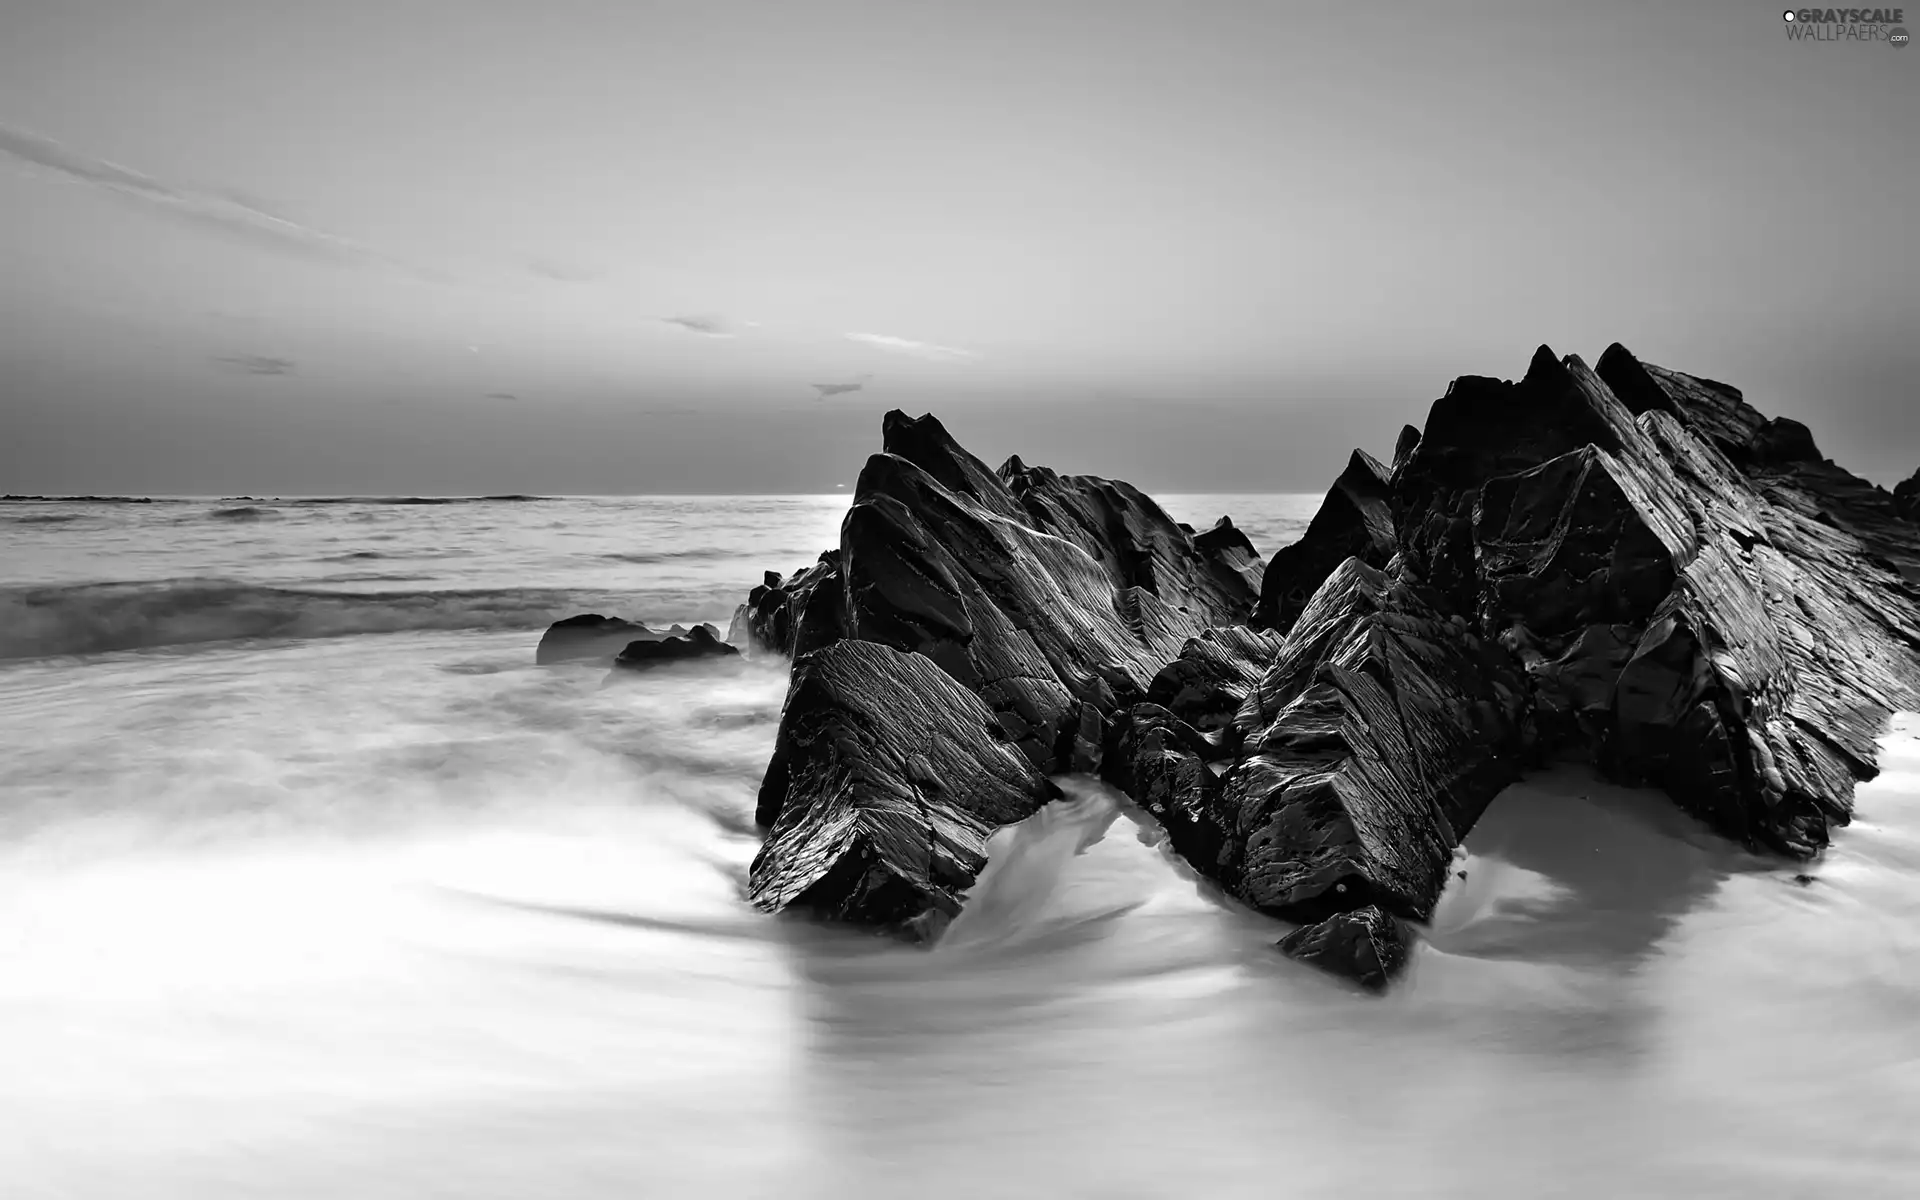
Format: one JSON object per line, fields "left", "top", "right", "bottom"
{"left": 2, "top": 494, "right": 1916, "bottom": 1199}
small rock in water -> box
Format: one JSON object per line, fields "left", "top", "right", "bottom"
{"left": 607, "top": 624, "right": 738, "bottom": 674}
{"left": 535, "top": 613, "right": 656, "bottom": 665}
{"left": 1276, "top": 905, "right": 1411, "bottom": 993}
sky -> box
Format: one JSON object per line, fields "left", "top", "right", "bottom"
{"left": 0, "top": 0, "right": 1914, "bottom": 495}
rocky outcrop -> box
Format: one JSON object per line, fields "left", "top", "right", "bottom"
{"left": 1003, "top": 458, "right": 1264, "bottom": 624}
{"left": 739, "top": 345, "right": 1920, "bottom": 993}
{"left": 750, "top": 640, "right": 1051, "bottom": 941}
{"left": 536, "top": 614, "right": 657, "bottom": 665}
{"left": 730, "top": 559, "right": 846, "bottom": 658}
{"left": 1251, "top": 449, "right": 1395, "bottom": 634}
{"left": 1144, "top": 624, "right": 1283, "bottom": 735}
{"left": 1107, "top": 557, "right": 1530, "bottom": 935}
{"left": 747, "top": 411, "right": 1260, "bottom": 935}
{"left": 606, "top": 623, "right": 737, "bottom": 674}
{"left": 1897, "top": 468, "right": 1920, "bottom": 524}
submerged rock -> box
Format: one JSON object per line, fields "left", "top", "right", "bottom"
{"left": 607, "top": 623, "right": 738, "bottom": 673}
{"left": 1276, "top": 905, "right": 1411, "bottom": 993}
{"left": 536, "top": 614, "right": 656, "bottom": 665}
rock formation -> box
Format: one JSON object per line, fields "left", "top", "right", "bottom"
{"left": 738, "top": 346, "right": 1920, "bottom": 991}
{"left": 536, "top": 614, "right": 657, "bottom": 665}
{"left": 1894, "top": 467, "right": 1920, "bottom": 525}
{"left": 745, "top": 412, "right": 1259, "bottom": 939}
{"left": 606, "top": 623, "right": 737, "bottom": 674}
{"left": 1250, "top": 448, "right": 1394, "bottom": 634}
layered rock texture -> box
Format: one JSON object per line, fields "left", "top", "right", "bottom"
{"left": 741, "top": 411, "right": 1260, "bottom": 940}
{"left": 738, "top": 346, "right": 1920, "bottom": 990}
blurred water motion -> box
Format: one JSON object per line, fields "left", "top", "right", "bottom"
{"left": 1, "top": 495, "right": 1916, "bottom": 1198}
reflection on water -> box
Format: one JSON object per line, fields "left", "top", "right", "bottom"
{"left": 1, "top": 631, "right": 1917, "bottom": 1199}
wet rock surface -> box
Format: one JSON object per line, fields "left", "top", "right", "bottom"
{"left": 536, "top": 614, "right": 661, "bottom": 665}
{"left": 745, "top": 411, "right": 1259, "bottom": 934}
{"left": 1252, "top": 448, "right": 1395, "bottom": 634}
{"left": 738, "top": 346, "right": 1920, "bottom": 989}
{"left": 750, "top": 640, "right": 1051, "bottom": 941}
{"left": 606, "top": 623, "right": 737, "bottom": 673}
{"left": 1275, "top": 905, "right": 1412, "bottom": 993}
{"left": 1896, "top": 468, "right": 1920, "bottom": 524}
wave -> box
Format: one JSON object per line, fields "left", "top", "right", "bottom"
{"left": 10, "top": 512, "right": 83, "bottom": 525}
{"left": 599, "top": 549, "right": 726, "bottom": 565}
{"left": 1, "top": 494, "right": 170, "bottom": 504}
{"left": 209, "top": 505, "right": 275, "bottom": 521}
{"left": 3, "top": 494, "right": 556, "bottom": 506}
{"left": 0, "top": 579, "right": 593, "bottom": 660}
{"left": 319, "top": 551, "right": 386, "bottom": 561}
{"left": 286, "top": 495, "right": 556, "bottom": 506}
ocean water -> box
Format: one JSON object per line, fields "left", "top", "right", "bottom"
{"left": 1, "top": 494, "right": 1916, "bottom": 1200}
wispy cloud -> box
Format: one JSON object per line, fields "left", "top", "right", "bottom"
{"left": 811, "top": 373, "right": 874, "bottom": 400}
{"left": 484, "top": 391, "right": 519, "bottom": 400}
{"left": 845, "top": 332, "right": 978, "bottom": 363}
{"left": 0, "top": 122, "right": 389, "bottom": 270}
{"left": 212, "top": 355, "right": 296, "bottom": 376}
{"left": 656, "top": 313, "right": 738, "bottom": 338}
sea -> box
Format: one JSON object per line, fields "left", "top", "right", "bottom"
{"left": 1, "top": 493, "right": 1916, "bottom": 1200}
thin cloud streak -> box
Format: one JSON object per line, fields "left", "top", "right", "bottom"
{"left": 656, "top": 314, "right": 737, "bottom": 338}
{"left": 845, "top": 332, "right": 978, "bottom": 363}
{"left": 810, "top": 373, "right": 873, "bottom": 399}
{"left": 0, "top": 122, "right": 398, "bottom": 271}
{"left": 212, "top": 355, "right": 296, "bottom": 376}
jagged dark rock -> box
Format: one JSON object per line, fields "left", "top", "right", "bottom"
{"left": 729, "top": 558, "right": 847, "bottom": 658}
{"left": 746, "top": 411, "right": 1259, "bottom": 935}
{"left": 1002, "top": 458, "right": 1263, "bottom": 623}
{"left": 536, "top": 614, "right": 656, "bottom": 665}
{"left": 606, "top": 623, "right": 738, "bottom": 674}
{"left": 1252, "top": 449, "right": 1395, "bottom": 634}
{"left": 750, "top": 640, "right": 1051, "bottom": 942}
{"left": 1897, "top": 468, "right": 1920, "bottom": 524}
{"left": 1144, "top": 624, "right": 1282, "bottom": 735}
{"left": 1276, "top": 905, "right": 1411, "bottom": 993}
{"left": 1391, "top": 424, "right": 1422, "bottom": 473}
{"left": 1169, "top": 558, "right": 1531, "bottom": 926}
{"left": 739, "top": 346, "right": 1920, "bottom": 991}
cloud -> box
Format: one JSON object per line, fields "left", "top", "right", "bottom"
{"left": 656, "top": 313, "right": 737, "bottom": 338}
{"left": 212, "top": 355, "right": 296, "bottom": 376}
{"left": 845, "top": 332, "right": 978, "bottom": 362}
{"left": 811, "top": 373, "right": 874, "bottom": 400}
{"left": 484, "top": 391, "right": 519, "bottom": 400}
{"left": 0, "top": 122, "right": 388, "bottom": 269}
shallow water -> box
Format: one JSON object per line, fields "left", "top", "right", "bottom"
{"left": 2, "top": 494, "right": 1917, "bottom": 1199}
